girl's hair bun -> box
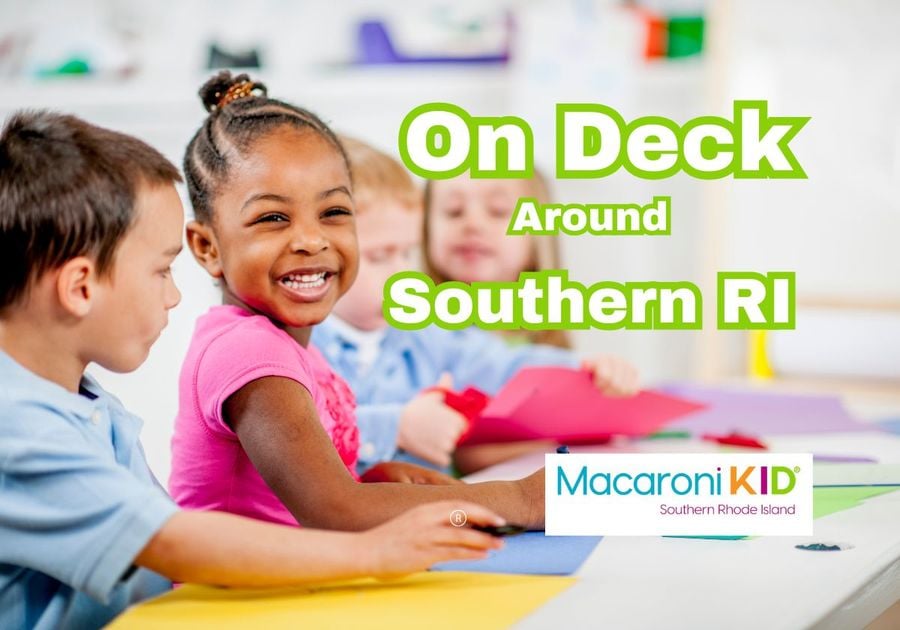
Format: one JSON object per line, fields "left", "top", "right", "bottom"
{"left": 198, "top": 70, "right": 267, "bottom": 113}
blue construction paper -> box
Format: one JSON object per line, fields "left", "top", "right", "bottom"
{"left": 431, "top": 532, "right": 602, "bottom": 575}
{"left": 878, "top": 418, "right": 900, "bottom": 435}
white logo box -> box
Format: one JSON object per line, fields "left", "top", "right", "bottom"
{"left": 545, "top": 453, "right": 813, "bottom": 536}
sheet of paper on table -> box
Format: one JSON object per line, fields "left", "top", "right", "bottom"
{"left": 108, "top": 571, "right": 576, "bottom": 630}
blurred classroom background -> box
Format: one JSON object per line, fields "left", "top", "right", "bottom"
{"left": 1, "top": 0, "right": 898, "bottom": 480}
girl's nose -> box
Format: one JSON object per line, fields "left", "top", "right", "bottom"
{"left": 290, "top": 223, "right": 329, "bottom": 255}
{"left": 460, "top": 206, "right": 484, "bottom": 234}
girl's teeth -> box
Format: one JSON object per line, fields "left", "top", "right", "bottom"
{"left": 282, "top": 272, "right": 327, "bottom": 290}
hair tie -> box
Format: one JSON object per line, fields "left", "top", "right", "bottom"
{"left": 216, "top": 80, "right": 259, "bottom": 110}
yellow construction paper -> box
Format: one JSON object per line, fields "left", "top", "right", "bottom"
{"left": 108, "top": 571, "right": 575, "bottom": 630}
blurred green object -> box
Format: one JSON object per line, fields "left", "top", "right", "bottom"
{"left": 667, "top": 16, "right": 704, "bottom": 58}
{"left": 37, "top": 57, "right": 91, "bottom": 77}
{"left": 813, "top": 485, "right": 899, "bottom": 519}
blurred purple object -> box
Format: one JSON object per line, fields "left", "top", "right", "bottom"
{"left": 659, "top": 384, "right": 875, "bottom": 435}
{"left": 356, "top": 20, "right": 508, "bottom": 65}
{"left": 813, "top": 454, "right": 878, "bottom": 463}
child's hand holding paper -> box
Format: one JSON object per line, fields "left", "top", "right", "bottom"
{"left": 580, "top": 354, "right": 640, "bottom": 397}
{"left": 459, "top": 367, "right": 706, "bottom": 445}
{"left": 398, "top": 373, "right": 468, "bottom": 467}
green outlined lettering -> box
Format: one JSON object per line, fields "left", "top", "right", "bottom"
{"left": 556, "top": 100, "right": 808, "bottom": 179}
{"left": 383, "top": 270, "right": 702, "bottom": 331}
{"left": 398, "top": 103, "right": 533, "bottom": 179}
{"left": 717, "top": 271, "right": 796, "bottom": 330}
{"left": 507, "top": 196, "right": 671, "bottom": 236}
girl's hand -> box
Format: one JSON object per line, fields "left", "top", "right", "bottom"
{"left": 360, "top": 501, "right": 505, "bottom": 579}
{"left": 360, "top": 461, "right": 462, "bottom": 485}
{"left": 580, "top": 355, "right": 640, "bottom": 397}
{"left": 514, "top": 468, "right": 546, "bottom": 530}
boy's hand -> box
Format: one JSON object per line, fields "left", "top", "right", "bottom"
{"left": 398, "top": 373, "right": 467, "bottom": 468}
{"left": 360, "top": 501, "right": 505, "bottom": 579}
{"left": 580, "top": 355, "right": 640, "bottom": 397}
{"left": 360, "top": 461, "right": 462, "bottom": 485}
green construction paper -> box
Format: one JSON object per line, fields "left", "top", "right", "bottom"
{"left": 665, "top": 486, "right": 900, "bottom": 541}
{"left": 663, "top": 536, "right": 747, "bottom": 540}
{"left": 666, "top": 17, "right": 704, "bottom": 58}
{"left": 813, "top": 485, "right": 899, "bottom": 519}
{"left": 38, "top": 58, "right": 91, "bottom": 77}
{"left": 645, "top": 430, "right": 691, "bottom": 440}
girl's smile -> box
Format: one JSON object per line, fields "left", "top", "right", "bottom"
{"left": 186, "top": 126, "right": 358, "bottom": 345}
{"left": 277, "top": 267, "right": 337, "bottom": 303}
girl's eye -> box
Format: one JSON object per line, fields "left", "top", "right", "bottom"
{"left": 158, "top": 267, "right": 172, "bottom": 278}
{"left": 366, "top": 249, "right": 391, "bottom": 264}
{"left": 253, "top": 213, "right": 288, "bottom": 224}
{"left": 322, "top": 207, "right": 352, "bottom": 219}
{"left": 489, "top": 206, "right": 509, "bottom": 218}
{"left": 443, "top": 206, "right": 464, "bottom": 218}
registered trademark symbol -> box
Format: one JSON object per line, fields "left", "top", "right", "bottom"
{"left": 449, "top": 509, "right": 468, "bottom": 527}
{"left": 794, "top": 466, "right": 800, "bottom": 473}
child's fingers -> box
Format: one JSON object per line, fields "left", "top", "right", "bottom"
{"left": 436, "top": 371, "right": 454, "bottom": 390}
{"left": 445, "top": 413, "right": 468, "bottom": 439}
{"left": 437, "top": 526, "right": 504, "bottom": 551}
{"left": 421, "top": 448, "right": 451, "bottom": 468}
{"left": 604, "top": 361, "right": 639, "bottom": 396}
{"left": 602, "top": 359, "right": 626, "bottom": 395}
{"left": 623, "top": 364, "right": 640, "bottom": 395}
{"left": 592, "top": 358, "right": 613, "bottom": 388}
{"left": 430, "top": 500, "right": 507, "bottom": 528}
{"left": 433, "top": 547, "right": 491, "bottom": 562}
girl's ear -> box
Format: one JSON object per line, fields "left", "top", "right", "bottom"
{"left": 186, "top": 221, "right": 224, "bottom": 278}
{"left": 56, "top": 256, "right": 96, "bottom": 317}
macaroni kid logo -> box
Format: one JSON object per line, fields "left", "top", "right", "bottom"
{"left": 545, "top": 453, "right": 813, "bottom": 536}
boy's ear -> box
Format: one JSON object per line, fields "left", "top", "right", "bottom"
{"left": 185, "top": 221, "right": 223, "bottom": 278}
{"left": 55, "top": 256, "right": 96, "bottom": 317}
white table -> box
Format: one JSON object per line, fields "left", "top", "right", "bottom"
{"left": 465, "top": 431, "right": 900, "bottom": 630}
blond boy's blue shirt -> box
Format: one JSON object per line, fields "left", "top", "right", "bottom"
{"left": 0, "top": 350, "right": 177, "bottom": 630}
{"left": 313, "top": 321, "right": 577, "bottom": 472}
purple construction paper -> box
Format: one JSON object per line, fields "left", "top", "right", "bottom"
{"left": 431, "top": 532, "right": 602, "bottom": 575}
{"left": 659, "top": 384, "right": 874, "bottom": 436}
{"left": 814, "top": 454, "right": 878, "bottom": 463}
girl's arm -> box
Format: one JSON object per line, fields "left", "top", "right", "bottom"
{"left": 224, "top": 376, "right": 545, "bottom": 531}
{"left": 454, "top": 440, "right": 559, "bottom": 476}
{"left": 135, "top": 501, "right": 504, "bottom": 586}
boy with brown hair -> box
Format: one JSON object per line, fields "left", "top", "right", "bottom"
{"left": 0, "top": 111, "right": 504, "bottom": 629}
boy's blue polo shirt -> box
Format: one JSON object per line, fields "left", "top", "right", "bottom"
{"left": 0, "top": 350, "right": 177, "bottom": 629}
{"left": 313, "top": 322, "right": 577, "bottom": 472}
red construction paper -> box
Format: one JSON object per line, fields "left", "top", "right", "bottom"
{"left": 458, "top": 367, "right": 706, "bottom": 445}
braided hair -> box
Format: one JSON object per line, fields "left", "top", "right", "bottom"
{"left": 183, "top": 71, "right": 349, "bottom": 222}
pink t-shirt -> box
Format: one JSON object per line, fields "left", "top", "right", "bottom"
{"left": 169, "top": 305, "right": 359, "bottom": 526}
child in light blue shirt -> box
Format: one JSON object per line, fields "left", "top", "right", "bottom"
{"left": 315, "top": 317, "right": 578, "bottom": 471}
{"left": 0, "top": 108, "right": 505, "bottom": 629}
